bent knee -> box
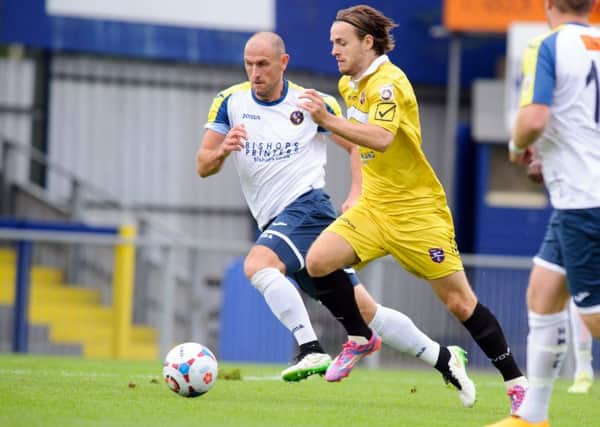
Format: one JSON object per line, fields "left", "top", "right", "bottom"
{"left": 243, "top": 255, "right": 270, "bottom": 280}
{"left": 243, "top": 257, "right": 257, "bottom": 280}
{"left": 445, "top": 293, "right": 477, "bottom": 322}
{"left": 305, "top": 253, "right": 333, "bottom": 277}
{"left": 243, "top": 246, "right": 284, "bottom": 280}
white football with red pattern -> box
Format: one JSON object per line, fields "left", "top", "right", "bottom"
{"left": 162, "top": 342, "right": 218, "bottom": 397}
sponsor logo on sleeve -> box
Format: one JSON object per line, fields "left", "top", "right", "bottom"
{"left": 375, "top": 102, "right": 396, "bottom": 122}
{"left": 379, "top": 84, "right": 393, "bottom": 101}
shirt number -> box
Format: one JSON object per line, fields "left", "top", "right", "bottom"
{"left": 586, "top": 60, "right": 599, "bottom": 125}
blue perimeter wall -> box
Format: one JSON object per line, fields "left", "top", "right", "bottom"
{"left": 0, "top": 0, "right": 504, "bottom": 86}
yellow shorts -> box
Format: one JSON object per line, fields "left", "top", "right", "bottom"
{"left": 326, "top": 201, "right": 464, "bottom": 280}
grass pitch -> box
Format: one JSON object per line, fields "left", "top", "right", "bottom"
{"left": 0, "top": 354, "right": 598, "bottom": 426}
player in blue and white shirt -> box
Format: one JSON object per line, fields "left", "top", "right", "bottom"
{"left": 490, "top": 1, "right": 600, "bottom": 426}
{"left": 197, "top": 32, "right": 475, "bottom": 398}
{"left": 204, "top": 78, "right": 336, "bottom": 231}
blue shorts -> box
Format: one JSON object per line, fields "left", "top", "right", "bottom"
{"left": 535, "top": 208, "right": 600, "bottom": 313}
{"left": 255, "top": 189, "right": 360, "bottom": 298}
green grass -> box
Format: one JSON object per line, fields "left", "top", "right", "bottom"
{"left": 0, "top": 354, "right": 598, "bottom": 426}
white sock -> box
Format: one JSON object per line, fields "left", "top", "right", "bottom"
{"left": 517, "top": 309, "right": 569, "bottom": 423}
{"left": 250, "top": 268, "right": 318, "bottom": 346}
{"left": 369, "top": 305, "right": 440, "bottom": 366}
{"left": 569, "top": 299, "right": 594, "bottom": 378}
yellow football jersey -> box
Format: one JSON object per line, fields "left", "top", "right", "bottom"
{"left": 339, "top": 57, "right": 448, "bottom": 214}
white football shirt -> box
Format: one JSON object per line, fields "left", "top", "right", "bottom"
{"left": 205, "top": 80, "right": 341, "bottom": 228}
{"left": 520, "top": 23, "right": 600, "bottom": 209}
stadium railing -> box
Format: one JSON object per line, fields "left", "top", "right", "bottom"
{"left": 0, "top": 220, "right": 133, "bottom": 357}
{"left": 0, "top": 137, "right": 250, "bottom": 358}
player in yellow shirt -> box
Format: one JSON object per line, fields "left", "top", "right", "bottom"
{"left": 300, "top": 4, "right": 527, "bottom": 413}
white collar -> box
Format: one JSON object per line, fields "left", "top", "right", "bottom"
{"left": 349, "top": 55, "right": 389, "bottom": 89}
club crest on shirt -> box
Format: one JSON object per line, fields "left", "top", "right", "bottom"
{"left": 359, "top": 91, "right": 366, "bottom": 105}
{"left": 428, "top": 248, "right": 445, "bottom": 263}
{"left": 290, "top": 110, "right": 304, "bottom": 125}
{"left": 379, "top": 84, "right": 393, "bottom": 101}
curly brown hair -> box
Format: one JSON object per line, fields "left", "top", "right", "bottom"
{"left": 335, "top": 5, "right": 398, "bottom": 55}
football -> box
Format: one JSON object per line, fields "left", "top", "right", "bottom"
{"left": 162, "top": 342, "right": 218, "bottom": 397}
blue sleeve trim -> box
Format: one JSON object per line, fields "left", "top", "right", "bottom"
{"left": 532, "top": 33, "right": 557, "bottom": 106}
{"left": 206, "top": 122, "right": 230, "bottom": 135}
{"left": 214, "top": 94, "right": 231, "bottom": 128}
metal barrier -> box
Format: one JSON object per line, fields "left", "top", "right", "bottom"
{"left": 0, "top": 222, "right": 250, "bottom": 358}
{"left": 5, "top": 223, "right": 593, "bottom": 375}
{"left": 0, "top": 220, "right": 125, "bottom": 355}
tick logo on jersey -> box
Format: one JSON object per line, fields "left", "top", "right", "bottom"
{"left": 375, "top": 103, "right": 396, "bottom": 122}
{"left": 290, "top": 110, "right": 304, "bottom": 125}
{"left": 428, "top": 248, "right": 445, "bottom": 263}
{"left": 242, "top": 113, "right": 261, "bottom": 120}
{"left": 245, "top": 141, "right": 301, "bottom": 162}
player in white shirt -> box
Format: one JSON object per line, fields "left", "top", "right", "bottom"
{"left": 488, "top": 1, "right": 600, "bottom": 426}
{"left": 197, "top": 32, "right": 475, "bottom": 403}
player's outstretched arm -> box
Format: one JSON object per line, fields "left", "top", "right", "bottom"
{"left": 299, "top": 89, "right": 393, "bottom": 152}
{"left": 330, "top": 134, "right": 362, "bottom": 212}
{"left": 196, "top": 125, "right": 246, "bottom": 177}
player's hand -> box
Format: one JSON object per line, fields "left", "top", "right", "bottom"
{"left": 341, "top": 194, "right": 359, "bottom": 213}
{"left": 221, "top": 124, "right": 247, "bottom": 157}
{"left": 298, "top": 89, "right": 329, "bottom": 126}
{"left": 509, "top": 145, "right": 532, "bottom": 166}
{"left": 527, "top": 159, "right": 543, "bottom": 184}
{"left": 524, "top": 145, "right": 543, "bottom": 184}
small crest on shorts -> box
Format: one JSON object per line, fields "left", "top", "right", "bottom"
{"left": 428, "top": 248, "right": 445, "bottom": 263}
{"left": 290, "top": 110, "right": 304, "bottom": 125}
{"left": 379, "top": 84, "right": 393, "bottom": 101}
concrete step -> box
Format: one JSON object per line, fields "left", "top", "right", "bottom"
{"left": 0, "top": 267, "right": 63, "bottom": 287}
{"left": 0, "top": 255, "right": 159, "bottom": 361}
{"left": 0, "top": 285, "right": 102, "bottom": 305}
{"left": 48, "top": 322, "right": 157, "bottom": 342}
{"left": 31, "top": 267, "right": 63, "bottom": 285}
{"left": 30, "top": 304, "right": 113, "bottom": 323}
{"left": 82, "top": 341, "right": 158, "bottom": 360}
{"left": 0, "top": 304, "right": 82, "bottom": 356}
{"left": 0, "top": 248, "right": 15, "bottom": 265}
